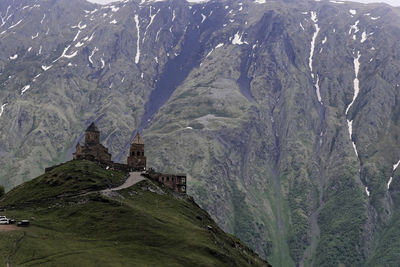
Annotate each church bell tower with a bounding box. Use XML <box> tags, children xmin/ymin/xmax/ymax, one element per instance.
<box><xmin>85</xmin><ymin>122</ymin><xmax>100</xmax><ymax>145</ymax></box>
<box><xmin>127</xmin><ymin>133</ymin><xmax>147</xmax><ymax>171</ymax></box>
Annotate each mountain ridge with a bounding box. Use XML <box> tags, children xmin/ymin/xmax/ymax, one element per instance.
<box><xmin>0</xmin><ymin>0</ymin><xmax>400</xmax><ymax>265</ymax></box>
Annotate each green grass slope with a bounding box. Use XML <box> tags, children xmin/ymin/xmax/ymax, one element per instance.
<box><xmin>0</xmin><ymin>160</ymin><xmax>269</xmax><ymax>267</ymax></box>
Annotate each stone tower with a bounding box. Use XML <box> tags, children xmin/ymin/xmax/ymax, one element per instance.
<box><xmin>85</xmin><ymin>122</ymin><xmax>100</xmax><ymax>145</ymax></box>
<box><xmin>72</xmin><ymin>122</ymin><xmax>112</xmax><ymax>162</ymax></box>
<box><xmin>127</xmin><ymin>133</ymin><xmax>146</xmax><ymax>171</ymax></box>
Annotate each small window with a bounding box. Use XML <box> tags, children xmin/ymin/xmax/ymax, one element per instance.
<box><xmin>172</xmin><ymin>177</ymin><xmax>175</xmax><ymax>182</ymax></box>
<box><xmin>181</xmin><ymin>178</ymin><xmax>186</xmax><ymax>183</ymax></box>
<box><xmin>167</xmin><ymin>177</ymin><xmax>169</xmax><ymax>181</ymax></box>
<box><xmin>142</xmin><ymin>152</ymin><xmax>144</xmax><ymax>156</ymax></box>
<box><xmin>182</xmin><ymin>186</ymin><xmax>186</xmax><ymax>192</ymax></box>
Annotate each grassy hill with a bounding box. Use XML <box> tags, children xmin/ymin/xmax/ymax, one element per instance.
<box><xmin>0</xmin><ymin>160</ymin><xmax>269</xmax><ymax>266</ymax></box>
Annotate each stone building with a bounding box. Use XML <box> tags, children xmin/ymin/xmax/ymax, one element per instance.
<box><xmin>148</xmin><ymin>172</ymin><xmax>187</xmax><ymax>194</ymax></box>
<box><xmin>70</xmin><ymin>124</ymin><xmax>186</xmax><ymax>194</ymax></box>
<box><xmin>127</xmin><ymin>133</ymin><xmax>147</xmax><ymax>171</ymax></box>
<box><xmin>73</xmin><ymin>122</ymin><xmax>112</xmax><ymax>162</ymax></box>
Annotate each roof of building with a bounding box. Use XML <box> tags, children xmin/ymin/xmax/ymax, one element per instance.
<box><xmin>86</xmin><ymin>122</ymin><xmax>99</xmax><ymax>132</ymax></box>
<box><xmin>132</xmin><ymin>132</ymin><xmax>144</xmax><ymax>145</ymax></box>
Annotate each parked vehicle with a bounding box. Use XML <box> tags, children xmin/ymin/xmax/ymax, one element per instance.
<box><xmin>17</xmin><ymin>220</ymin><xmax>30</xmax><ymax>227</ymax></box>
<box><xmin>0</xmin><ymin>218</ymin><xmax>9</xmax><ymax>224</ymax></box>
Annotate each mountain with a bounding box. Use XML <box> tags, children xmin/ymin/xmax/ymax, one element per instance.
<box><xmin>0</xmin><ymin>0</ymin><xmax>400</xmax><ymax>265</ymax></box>
<box><xmin>0</xmin><ymin>160</ymin><xmax>269</xmax><ymax>266</ymax></box>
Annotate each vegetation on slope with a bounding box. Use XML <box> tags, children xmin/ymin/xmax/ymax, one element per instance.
<box><xmin>0</xmin><ymin>160</ymin><xmax>269</xmax><ymax>266</ymax></box>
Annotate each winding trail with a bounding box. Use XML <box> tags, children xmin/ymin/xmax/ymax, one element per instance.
<box><xmin>102</xmin><ymin>172</ymin><xmax>145</xmax><ymax>193</ymax></box>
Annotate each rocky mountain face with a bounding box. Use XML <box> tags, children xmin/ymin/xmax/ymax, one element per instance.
<box><xmin>0</xmin><ymin>0</ymin><xmax>400</xmax><ymax>265</ymax></box>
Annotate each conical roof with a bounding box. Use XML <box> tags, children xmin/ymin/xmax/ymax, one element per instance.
<box><xmin>86</xmin><ymin>122</ymin><xmax>99</xmax><ymax>132</ymax></box>
<box><xmin>132</xmin><ymin>132</ymin><xmax>144</xmax><ymax>145</ymax></box>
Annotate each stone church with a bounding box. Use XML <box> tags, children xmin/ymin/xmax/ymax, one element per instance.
<box><xmin>73</xmin><ymin>122</ymin><xmax>112</xmax><ymax>162</ymax></box>
<box><xmin>72</xmin><ymin>122</ymin><xmax>186</xmax><ymax>193</ymax></box>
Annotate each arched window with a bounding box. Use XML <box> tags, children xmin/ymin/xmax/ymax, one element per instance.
<box><xmin>137</xmin><ymin>151</ymin><xmax>140</xmax><ymax>156</ymax></box>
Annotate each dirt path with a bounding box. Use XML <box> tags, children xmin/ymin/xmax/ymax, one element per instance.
<box><xmin>102</xmin><ymin>172</ymin><xmax>145</xmax><ymax>193</ymax></box>
<box><xmin>0</xmin><ymin>225</ymin><xmax>20</xmax><ymax>232</ymax></box>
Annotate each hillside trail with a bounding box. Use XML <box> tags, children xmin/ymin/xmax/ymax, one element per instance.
<box><xmin>102</xmin><ymin>172</ymin><xmax>145</xmax><ymax>193</ymax></box>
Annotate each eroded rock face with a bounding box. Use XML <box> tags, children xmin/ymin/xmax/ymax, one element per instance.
<box><xmin>0</xmin><ymin>0</ymin><xmax>400</xmax><ymax>265</ymax></box>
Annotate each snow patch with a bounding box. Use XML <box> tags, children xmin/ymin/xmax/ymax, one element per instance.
<box><xmin>88</xmin><ymin>47</ymin><xmax>99</xmax><ymax>64</ymax></box>
<box><xmin>41</xmin><ymin>65</ymin><xmax>52</xmax><ymax>71</ymax></box>
<box><xmin>345</xmin><ymin>51</ymin><xmax>361</xmax><ymax>159</ymax></box>
<box><xmin>315</xmin><ymin>74</ymin><xmax>322</xmax><ymax>103</ymax></box>
<box><xmin>308</xmin><ymin>11</ymin><xmax>320</xmax><ymax>76</ymax></box>
<box><xmin>330</xmin><ymin>0</ymin><xmax>344</xmax><ymax>3</ymax></box>
<box><xmin>232</xmin><ymin>32</ymin><xmax>247</xmax><ymax>45</ymax></box>
<box><xmin>40</xmin><ymin>13</ymin><xmax>46</xmax><ymax>24</ymax></box>
<box><xmin>143</xmin><ymin>8</ymin><xmax>160</xmax><ymax>43</ymax></box>
<box><xmin>309</xmin><ymin>11</ymin><xmax>322</xmax><ymax>105</ymax></box>
<box><xmin>71</xmin><ymin>21</ymin><xmax>87</xmax><ymax>30</ymax></box>
<box><xmin>322</xmin><ymin>36</ymin><xmax>327</xmax><ymax>44</ymax></box>
<box><xmin>111</xmin><ymin>6</ymin><xmax>120</xmax><ymax>12</ymax></box>
<box><xmin>172</xmin><ymin>10</ymin><xmax>176</xmax><ymax>22</ymax></box>
<box><xmin>31</xmin><ymin>32</ymin><xmax>39</xmax><ymax>39</ymax></box>
<box><xmin>9</xmin><ymin>54</ymin><xmax>18</xmax><ymax>60</ymax></box>
<box><xmin>349</xmin><ymin>9</ymin><xmax>357</xmax><ymax>15</ymax></box>
<box><xmin>0</xmin><ymin>103</ymin><xmax>7</xmax><ymax>118</ymax></box>
<box><xmin>215</xmin><ymin>43</ymin><xmax>224</xmax><ymax>49</ymax></box>
<box><xmin>365</xmin><ymin>187</ymin><xmax>370</xmax><ymax>196</ymax></box>
<box><xmin>361</xmin><ymin>31</ymin><xmax>367</xmax><ymax>43</ymax></box>
<box><xmin>345</xmin><ymin>51</ymin><xmax>361</xmax><ymax>115</ymax></box>
<box><xmin>387</xmin><ymin>160</ymin><xmax>400</xmax><ymax>189</ymax></box>
<box><xmin>110</xmin><ymin>19</ymin><xmax>117</xmax><ymax>24</ymax></box>
<box><xmin>254</xmin><ymin>0</ymin><xmax>266</xmax><ymax>3</ymax></box>
<box><xmin>20</xmin><ymin>85</ymin><xmax>31</xmax><ymax>95</ymax></box>
<box><xmin>201</xmin><ymin>13</ymin><xmax>206</xmax><ymax>23</ymax></box>
<box><xmin>73</xmin><ymin>30</ymin><xmax>81</xmax><ymax>42</ymax></box>
<box><xmin>9</xmin><ymin>19</ymin><xmax>22</xmax><ymax>29</ymax></box>
<box><xmin>57</xmin><ymin>45</ymin><xmax>78</xmax><ymax>60</ymax></box>
<box><xmin>349</xmin><ymin>20</ymin><xmax>360</xmax><ymax>35</ymax></box>
<box><xmin>134</xmin><ymin>15</ymin><xmax>141</xmax><ymax>64</ymax></box>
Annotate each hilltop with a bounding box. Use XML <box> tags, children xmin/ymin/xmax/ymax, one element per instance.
<box><xmin>0</xmin><ymin>160</ymin><xmax>269</xmax><ymax>266</ymax></box>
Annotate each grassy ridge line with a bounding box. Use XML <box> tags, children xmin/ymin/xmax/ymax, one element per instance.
<box><xmin>0</xmin><ymin>160</ymin><xmax>269</xmax><ymax>266</ymax></box>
